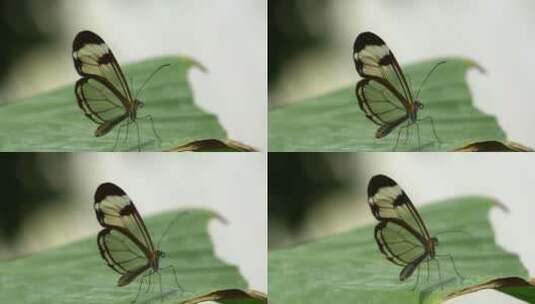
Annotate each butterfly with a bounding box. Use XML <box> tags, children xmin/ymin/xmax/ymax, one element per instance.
<box><xmin>73</xmin><ymin>30</ymin><xmax>166</xmax><ymax>151</ymax></box>
<box><xmin>94</xmin><ymin>182</ymin><xmax>182</xmax><ymax>302</ymax></box>
<box><xmin>367</xmin><ymin>174</ymin><xmax>463</xmax><ymax>285</ymax></box>
<box><xmin>353</xmin><ymin>32</ymin><xmax>443</xmax><ymax>150</ymax></box>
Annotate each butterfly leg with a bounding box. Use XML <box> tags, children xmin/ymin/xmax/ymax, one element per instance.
<box><xmin>112</xmin><ymin>120</ymin><xmax>134</xmax><ymax>151</ymax></box>
<box><xmin>416</xmin><ymin>122</ymin><xmax>421</xmax><ymax>151</ymax></box>
<box><xmin>111</xmin><ymin>120</ymin><xmax>134</xmax><ymax>151</ymax></box>
<box><xmin>135</xmin><ymin>120</ymin><xmax>141</xmax><ymax>152</ymax></box>
<box><xmin>437</xmin><ymin>254</ymin><xmax>464</xmax><ymax>282</ymax></box>
<box><xmin>147</xmin><ymin>270</ymin><xmax>154</xmax><ymax>293</ymax></box>
<box><xmin>124</xmin><ymin>119</ymin><xmax>131</xmax><ymax>145</ymax></box>
<box><xmin>393</xmin><ymin>122</ymin><xmax>411</xmax><ymax>151</ymax></box>
<box><xmin>112</xmin><ymin>123</ymin><xmax>124</xmax><ymax>151</ymax></box>
<box><xmin>132</xmin><ymin>276</ymin><xmax>146</xmax><ymax>304</ymax></box>
<box><xmin>119</xmin><ymin>119</ymin><xmax>141</xmax><ymax>151</ymax></box>
<box><xmin>419</xmin><ymin>116</ymin><xmax>442</xmax><ymax>146</ymax></box>
<box><xmin>404</xmin><ymin>122</ymin><xmax>410</xmax><ymax>146</ymax></box>
<box><xmin>428</xmin><ymin>116</ymin><xmax>441</xmax><ymax>145</ymax></box>
<box><xmin>424</xmin><ymin>258</ymin><xmax>431</xmax><ymax>284</ymax></box>
<box><xmin>156</xmin><ymin>271</ymin><xmax>164</xmax><ymax>303</ymax></box>
<box><xmin>435</xmin><ymin>258</ymin><xmax>444</xmax><ymax>290</ymax></box>
<box><xmin>160</xmin><ymin>265</ymin><xmax>184</xmax><ymax>293</ymax></box>
<box><xmin>147</xmin><ymin>115</ymin><xmax>162</xmax><ymax>148</ymax></box>
<box><xmin>393</xmin><ymin>126</ymin><xmax>403</xmax><ymax>151</ymax></box>
<box><xmin>411</xmin><ymin>265</ymin><xmax>421</xmax><ymax>291</ymax></box>
<box><xmin>139</xmin><ymin>114</ymin><xmax>162</xmax><ymax>149</ymax></box>
<box><xmin>394</xmin><ymin>122</ymin><xmax>410</xmax><ymax>151</ymax></box>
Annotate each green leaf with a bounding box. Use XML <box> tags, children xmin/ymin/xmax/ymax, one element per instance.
<box><xmin>268</xmin><ymin>197</ymin><xmax>535</xmax><ymax>303</ymax></box>
<box><xmin>0</xmin><ymin>209</ymin><xmax>247</xmax><ymax>303</ymax></box>
<box><xmin>0</xmin><ymin>56</ymin><xmax>227</xmax><ymax>151</ymax></box>
<box><xmin>269</xmin><ymin>58</ymin><xmax>508</xmax><ymax>151</ymax></box>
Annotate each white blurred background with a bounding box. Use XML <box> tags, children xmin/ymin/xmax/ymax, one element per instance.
<box><xmin>269</xmin><ymin>153</ymin><xmax>535</xmax><ymax>304</ymax></box>
<box><xmin>1</xmin><ymin>0</ymin><xmax>266</xmax><ymax>150</ymax></box>
<box><xmin>269</xmin><ymin>0</ymin><xmax>535</xmax><ymax>148</ymax></box>
<box><xmin>0</xmin><ymin>153</ymin><xmax>267</xmax><ymax>293</ymax></box>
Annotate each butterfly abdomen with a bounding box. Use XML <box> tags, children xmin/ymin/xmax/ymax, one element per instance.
<box><xmin>95</xmin><ymin>113</ymin><xmax>129</xmax><ymax>137</ymax></box>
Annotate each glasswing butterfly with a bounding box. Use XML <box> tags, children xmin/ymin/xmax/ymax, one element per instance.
<box><xmin>367</xmin><ymin>174</ymin><xmax>463</xmax><ymax>287</ymax></box>
<box><xmin>94</xmin><ymin>182</ymin><xmax>183</xmax><ymax>302</ymax></box>
<box><xmin>353</xmin><ymin>32</ymin><xmax>444</xmax><ymax>151</ymax></box>
<box><xmin>73</xmin><ymin>30</ymin><xmax>166</xmax><ymax>151</ymax></box>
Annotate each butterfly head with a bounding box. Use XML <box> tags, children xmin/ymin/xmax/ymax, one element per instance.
<box><xmin>416</xmin><ymin>101</ymin><xmax>424</xmax><ymax>110</ymax></box>
<box><xmin>135</xmin><ymin>99</ymin><xmax>145</xmax><ymax>109</ymax></box>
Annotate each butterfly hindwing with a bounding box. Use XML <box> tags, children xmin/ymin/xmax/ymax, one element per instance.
<box><xmin>375</xmin><ymin>219</ymin><xmax>427</xmax><ymax>280</ymax></box>
<box><xmin>97</xmin><ymin>228</ymin><xmax>151</xmax><ymax>286</ymax></box>
<box><xmin>356</xmin><ymin>78</ymin><xmax>408</xmax><ymax>138</ymax></box>
<box><xmin>75</xmin><ymin>77</ymin><xmax>129</xmax><ymax>136</ymax></box>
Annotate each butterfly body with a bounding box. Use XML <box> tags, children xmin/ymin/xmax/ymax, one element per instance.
<box><xmin>368</xmin><ymin>174</ymin><xmax>438</xmax><ymax>281</ymax></box>
<box><xmin>72</xmin><ymin>30</ymin><xmax>162</xmax><ymax>149</ymax></box>
<box><xmin>94</xmin><ymin>183</ymin><xmax>161</xmax><ymax>285</ymax></box>
<box><xmin>353</xmin><ymin>32</ymin><xmax>441</xmax><ymax>147</ymax></box>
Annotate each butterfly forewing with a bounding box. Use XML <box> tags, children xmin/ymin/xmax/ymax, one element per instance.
<box><xmin>368</xmin><ymin>174</ymin><xmax>430</xmax><ymax>239</ymax></box>
<box><xmin>354</xmin><ymin>32</ymin><xmax>413</xmax><ymax>105</ymax></box>
<box><xmin>95</xmin><ymin>183</ymin><xmax>156</xmax><ymax>253</ymax></box>
<box><xmin>73</xmin><ymin>31</ymin><xmax>133</xmax><ymax>102</ymax></box>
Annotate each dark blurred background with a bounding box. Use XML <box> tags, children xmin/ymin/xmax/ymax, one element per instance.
<box><xmin>268</xmin><ymin>0</ymin><xmax>329</xmax><ymax>89</ymax></box>
<box><xmin>268</xmin><ymin>153</ymin><xmax>364</xmax><ymax>248</ymax></box>
<box><xmin>0</xmin><ymin>0</ymin><xmax>61</xmax><ymax>100</ymax></box>
<box><xmin>0</xmin><ymin>153</ymin><xmax>69</xmax><ymax>258</ymax></box>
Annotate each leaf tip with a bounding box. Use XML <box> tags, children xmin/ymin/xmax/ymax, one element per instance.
<box><xmin>464</xmin><ymin>58</ymin><xmax>486</xmax><ymax>74</ymax></box>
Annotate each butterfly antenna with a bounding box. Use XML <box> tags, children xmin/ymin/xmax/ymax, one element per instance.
<box><xmin>157</xmin><ymin>210</ymin><xmax>188</xmax><ymax>249</ymax></box>
<box><xmin>415</xmin><ymin>61</ymin><xmax>446</xmax><ymax>99</ymax></box>
<box><xmin>435</xmin><ymin>229</ymin><xmax>472</xmax><ymax>239</ymax></box>
<box><xmin>135</xmin><ymin>64</ymin><xmax>171</xmax><ymax>99</ymax></box>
